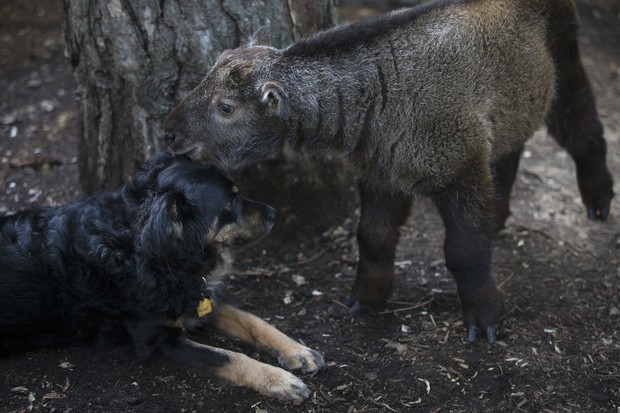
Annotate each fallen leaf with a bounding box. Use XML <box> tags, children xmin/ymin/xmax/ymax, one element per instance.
<box><xmin>11</xmin><ymin>386</ymin><xmax>29</xmax><ymax>394</ymax></box>
<box><xmin>42</xmin><ymin>392</ymin><xmax>65</xmax><ymax>401</ymax></box>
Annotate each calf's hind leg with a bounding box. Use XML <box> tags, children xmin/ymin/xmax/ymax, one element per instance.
<box><xmin>349</xmin><ymin>184</ymin><xmax>412</xmax><ymax>312</ymax></box>
<box><xmin>545</xmin><ymin>28</ymin><xmax>613</xmax><ymax>220</ymax></box>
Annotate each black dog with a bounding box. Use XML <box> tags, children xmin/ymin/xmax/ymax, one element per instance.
<box><xmin>0</xmin><ymin>152</ymin><xmax>324</xmax><ymax>404</ymax></box>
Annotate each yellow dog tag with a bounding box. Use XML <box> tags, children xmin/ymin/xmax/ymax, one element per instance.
<box><xmin>197</xmin><ymin>298</ymin><xmax>213</xmax><ymax>317</ymax></box>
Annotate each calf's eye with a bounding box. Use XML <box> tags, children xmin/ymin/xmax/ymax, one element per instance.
<box><xmin>218</xmin><ymin>102</ymin><xmax>234</xmax><ymax>115</ymax></box>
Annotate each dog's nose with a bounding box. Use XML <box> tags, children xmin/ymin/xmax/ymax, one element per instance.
<box><xmin>265</xmin><ymin>206</ymin><xmax>277</xmax><ymax>223</ymax></box>
<box><xmin>164</xmin><ymin>132</ymin><xmax>176</xmax><ymax>147</ymax></box>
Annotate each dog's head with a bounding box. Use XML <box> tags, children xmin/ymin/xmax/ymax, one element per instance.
<box><xmin>132</xmin><ymin>153</ymin><xmax>276</xmax><ymax>270</ymax></box>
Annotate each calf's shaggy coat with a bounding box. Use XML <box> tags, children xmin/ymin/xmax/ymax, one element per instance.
<box><xmin>164</xmin><ymin>0</ymin><xmax>614</xmax><ymax>342</ymax></box>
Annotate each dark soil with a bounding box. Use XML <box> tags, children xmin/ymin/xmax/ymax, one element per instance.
<box><xmin>1</xmin><ymin>1</ymin><xmax>619</xmax><ymax>412</ymax></box>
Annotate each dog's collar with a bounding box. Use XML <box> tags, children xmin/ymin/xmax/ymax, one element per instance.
<box><xmin>197</xmin><ymin>297</ymin><xmax>213</xmax><ymax>317</ymax></box>
<box><xmin>197</xmin><ymin>276</ymin><xmax>213</xmax><ymax>317</ymax></box>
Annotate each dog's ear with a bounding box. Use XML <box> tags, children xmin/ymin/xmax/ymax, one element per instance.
<box><xmin>133</xmin><ymin>152</ymin><xmax>176</xmax><ymax>193</ymax></box>
<box><xmin>162</xmin><ymin>191</ymin><xmax>193</xmax><ymax>239</ymax></box>
<box><xmin>260</xmin><ymin>81</ymin><xmax>290</xmax><ymax>119</ymax></box>
<box><xmin>138</xmin><ymin>191</ymin><xmax>191</xmax><ymax>257</ymax></box>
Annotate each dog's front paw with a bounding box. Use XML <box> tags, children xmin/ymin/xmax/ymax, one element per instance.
<box><xmin>278</xmin><ymin>346</ymin><xmax>325</xmax><ymax>374</ymax></box>
<box><xmin>217</xmin><ymin>351</ymin><xmax>312</xmax><ymax>404</ymax></box>
<box><xmin>264</xmin><ymin>368</ymin><xmax>311</xmax><ymax>405</ymax></box>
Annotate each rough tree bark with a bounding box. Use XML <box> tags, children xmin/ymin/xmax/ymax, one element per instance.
<box><xmin>60</xmin><ymin>0</ymin><xmax>337</xmax><ymax>191</ymax></box>
<box><xmin>61</xmin><ymin>0</ymin><xmax>356</xmax><ymax>240</ymax></box>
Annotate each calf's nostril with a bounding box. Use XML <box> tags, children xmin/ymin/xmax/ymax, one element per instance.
<box><xmin>164</xmin><ymin>132</ymin><xmax>176</xmax><ymax>146</ymax></box>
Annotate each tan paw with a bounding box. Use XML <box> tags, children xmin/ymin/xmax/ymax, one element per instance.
<box><xmin>219</xmin><ymin>351</ymin><xmax>313</xmax><ymax>404</ymax></box>
<box><xmin>262</xmin><ymin>368</ymin><xmax>311</xmax><ymax>405</ymax></box>
<box><xmin>278</xmin><ymin>346</ymin><xmax>325</xmax><ymax>374</ymax></box>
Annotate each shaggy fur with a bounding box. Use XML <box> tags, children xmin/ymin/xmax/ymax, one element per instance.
<box><xmin>0</xmin><ymin>152</ymin><xmax>324</xmax><ymax>403</ymax></box>
<box><xmin>163</xmin><ymin>0</ymin><xmax>614</xmax><ymax>343</ymax></box>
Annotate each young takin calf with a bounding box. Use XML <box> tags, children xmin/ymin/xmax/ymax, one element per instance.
<box><xmin>163</xmin><ymin>0</ymin><xmax>614</xmax><ymax>343</ymax></box>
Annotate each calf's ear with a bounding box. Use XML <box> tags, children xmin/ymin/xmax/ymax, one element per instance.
<box><xmin>248</xmin><ymin>26</ymin><xmax>271</xmax><ymax>46</ymax></box>
<box><xmin>260</xmin><ymin>81</ymin><xmax>291</xmax><ymax>119</ymax></box>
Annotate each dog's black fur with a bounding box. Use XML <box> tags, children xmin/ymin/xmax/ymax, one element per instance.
<box><xmin>0</xmin><ymin>152</ymin><xmax>323</xmax><ymax>403</ymax></box>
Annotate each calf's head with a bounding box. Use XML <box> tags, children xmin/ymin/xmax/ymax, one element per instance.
<box><xmin>164</xmin><ymin>46</ymin><xmax>292</xmax><ymax>170</ymax></box>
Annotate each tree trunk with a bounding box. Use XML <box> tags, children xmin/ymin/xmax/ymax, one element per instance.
<box><xmin>61</xmin><ymin>0</ymin><xmax>356</xmax><ymax>241</ymax></box>
<box><xmin>61</xmin><ymin>0</ymin><xmax>338</xmax><ymax>193</ymax></box>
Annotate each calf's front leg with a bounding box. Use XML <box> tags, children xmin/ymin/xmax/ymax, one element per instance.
<box><xmin>349</xmin><ymin>184</ymin><xmax>412</xmax><ymax>312</ymax></box>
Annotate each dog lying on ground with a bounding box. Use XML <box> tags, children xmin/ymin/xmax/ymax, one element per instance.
<box><xmin>0</xmin><ymin>152</ymin><xmax>324</xmax><ymax>404</ymax></box>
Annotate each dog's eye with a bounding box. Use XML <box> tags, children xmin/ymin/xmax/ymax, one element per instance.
<box><xmin>218</xmin><ymin>102</ymin><xmax>234</xmax><ymax>116</ymax></box>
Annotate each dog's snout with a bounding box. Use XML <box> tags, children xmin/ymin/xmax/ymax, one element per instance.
<box><xmin>265</xmin><ymin>206</ymin><xmax>277</xmax><ymax>223</ymax></box>
<box><xmin>164</xmin><ymin>132</ymin><xmax>176</xmax><ymax>147</ymax></box>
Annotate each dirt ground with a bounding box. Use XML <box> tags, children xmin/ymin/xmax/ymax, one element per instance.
<box><xmin>1</xmin><ymin>1</ymin><xmax>619</xmax><ymax>412</ymax></box>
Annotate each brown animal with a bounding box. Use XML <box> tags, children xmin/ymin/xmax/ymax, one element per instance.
<box><xmin>163</xmin><ymin>0</ymin><xmax>614</xmax><ymax>343</ymax></box>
